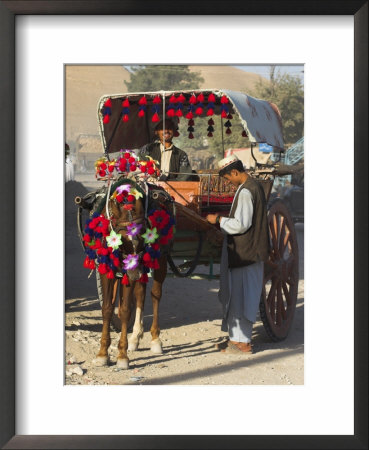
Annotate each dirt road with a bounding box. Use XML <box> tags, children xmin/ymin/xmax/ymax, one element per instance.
<box><xmin>65</xmin><ymin>177</ymin><xmax>304</xmax><ymax>386</ymax></box>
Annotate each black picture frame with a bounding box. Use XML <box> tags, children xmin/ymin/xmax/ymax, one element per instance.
<box><xmin>0</xmin><ymin>1</ymin><xmax>367</xmax><ymax>449</ymax></box>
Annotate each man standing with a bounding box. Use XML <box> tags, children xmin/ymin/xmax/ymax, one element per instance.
<box><xmin>139</xmin><ymin>119</ymin><xmax>192</xmax><ymax>181</ymax></box>
<box><xmin>206</xmin><ymin>155</ymin><xmax>269</xmax><ymax>353</ymax></box>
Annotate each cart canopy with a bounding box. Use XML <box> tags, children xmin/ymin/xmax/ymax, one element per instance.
<box><xmin>97</xmin><ymin>89</ymin><xmax>284</xmax><ymax>154</ymax></box>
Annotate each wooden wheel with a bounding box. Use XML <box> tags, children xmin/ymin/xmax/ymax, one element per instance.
<box><xmin>260</xmin><ymin>199</ymin><xmax>299</xmax><ymax>341</ymax></box>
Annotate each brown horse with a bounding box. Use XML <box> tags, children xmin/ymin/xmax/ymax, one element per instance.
<box><xmin>90</xmin><ymin>180</ymin><xmax>173</xmax><ymax>370</ymax></box>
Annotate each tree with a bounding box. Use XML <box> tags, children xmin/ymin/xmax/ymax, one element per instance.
<box><xmin>124</xmin><ymin>65</ymin><xmax>204</xmax><ymax>92</ymax></box>
<box><xmin>251</xmin><ymin>68</ymin><xmax>304</xmax><ymax>146</ymax></box>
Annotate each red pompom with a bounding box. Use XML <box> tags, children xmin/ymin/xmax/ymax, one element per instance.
<box><xmin>147</xmin><ymin>167</ymin><xmax>155</xmax><ymax>175</ymax></box>
<box><xmin>116</xmin><ymin>194</ymin><xmax>124</xmax><ymax>203</ymax></box>
<box><xmin>121</xmin><ymin>274</ymin><xmax>130</xmax><ymax>285</ymax></box>
<box><xmin>153</xmin><ymin>95</ymin><xmax>161</xmax><ymax>104</ymax></box>
<box><xmin>107</xmin><ymin>270</ymin><xmax>114</xmax><ymax>279</ymax></box>
<box><xmin>151</xmin><ymin>243</ymin><xmax>160</xmax><ymax>251</ymax></box>
<box><xmin>103</xmin><ymin>115</ymin><xmax>110</xmax><ymax>124</ymax></box>
<box><xmin>220</xmin><ymin>95</ymin><xmax>229</xmax><ymax>104</ymax></box>
<box><xmin>208</xmin><ymin>118</ymin><xmax>214</xmax><ymax>125</ymax></box>
<box><xmin>143</xmin><ymin>252</ymin><xmax>151</xmax><ymax>263</ymax></box>
<box><xmin>129</xmin><ymin>164</ymin><xmax>136</xmax><ymax>172</ymax></box>
<box><xmin>128</xmin><ymin>157</ymin><xmax>136</xmax><ymax>164</ymax></box>
<box><xmin>83</xmin><ymin>256</ymin><xmax>91</xmax><ymax>268</ymax></box>
<box><xmin>189</xmin><ymin>94</ymin><xmax>197</xmax><ymax>104</ymax></box>
<box><xmin>167</xmin><ymin>109</ymin><xmax>175</xmax><ymax>117</ymax></box>
<box><xmin>152</xmin><ymin>112</ymin><xmax>160</xmax><ymax>122</ymax></box>
<box><xmin>206</xmin><ymin>108</ymin><xmax>214</xmax><ymax>116</ymax></box>
<box><xmin>185</xmin><ymin>112</ymin><xmax>194</xmax><ymax>119</ymax></box>
<box><xmin>221</xmin><ymin>110</ymin><xmax>228</xmax><ymax>118</ymax></box>
<box><xmin>108</xmin><ymin>165</ymin><xmax>114</xmax><ymax>173</ymax></box>
<box><xmin>99</xmin><ymin>170</ymin><xmax>106</xmax><ymax>177</ymax></box>
<box><xmin>104</xmin><ymin>98</ymin><xmax>112</xmax><ymax>107</ymax></box>
<box><xmin>188</xmin><ymin>132</ymin><xmax>194</xmax><ymax>139</ymax></box>
<box><xmin>175</xmin><ymin>109</ymin><xmax>183</xmax><ymax>117</ymax></box>
<box><xmin>208</xmin><ymin>93</ymin><xmax>216</xmax><ymax>102</ymax></box>
<box><xmin>178</xmin><ymin>94</ymin><xmax>186</xmax><ymax>102</ymax></box>
<box><xmin>98</xmin><ymin>263</ymin><xmax>108</xmax><ymax>274</ymax></box>
<box><xmin>122</xmin><ymin>98</ymin><xmax>130</xmax><ymax>107</ymax></box>
<box><xmin>153</xmin><ymin>259</ymin><xmax>160</xmax><ymax>269</ymax></box>
<box><xmin>169</xmin><ymin>94</ymin><xmax>177</xmax><ymax>103</ymax></box>
<box><xmin>88</xmin><ymin>260</ymin><xmax>95</xmax><ymax>270</ymax></box>
<box><xmin>197</xmin><ymin>93</ymin><xmax>204</xmax><ymax>102</ymax></box>
<box><xmin>138</xmin><ymin>109</ymin><xmax>145</xmax><ymax>118</ymax></box>
<box><xmin>83</xmin><ymin>234</ymin><xmax>91</xmax><ymax>243</ymax></box>
<box><xmin>138</xmin><ymin>96</ymin><xmax>147</xmax><ymax>105</ymax></box>
<box><xmin>195</xmin><ymin>107</ymin><xmax>203</xmax><ymax>115</ymax></box>
<box><xmin>122</xmin><ymin>114</ymin><xmax>129</xmax><ymax>122</ymax></box>
<box><xmin>127</xmin><ymin>194</ymin><xmax>135</xmax><ymax>202</ymax></box>
<box><xmin>226</xmin><ymin>128</ymin><xmax>232</xmax><ymax>134</ymax></box>
<box><xmin>100</xmin><ymin>163</ymin><xmax>107</xmax><ymax>170</ymax></box>
<box><xmin>124</xmin><ymin>152</ymin><xmax>131</xmax><ymax>159</ymax></box>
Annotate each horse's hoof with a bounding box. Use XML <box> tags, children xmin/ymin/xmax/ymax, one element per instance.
<box><xmin>150</xmin><ymin>339</ymin><xmax>163</xmax><ymax>354</ymax></box>
<box><xmin>92</xmin><ymin>356</ymin><xmax>109</xmax><ymax>367</ymax></box>
<box><xmin>116</xmin><ymin>358</ymin><xmax>129</xmax><ymax>370</ymax></box>
<box><xmin>128</xmin><ymin>340</ymin><xmax>139</xmax><ymax>352</ymax></box>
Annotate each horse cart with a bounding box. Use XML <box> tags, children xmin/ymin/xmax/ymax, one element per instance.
<box><xmin>75</xmin><ymin>89</ymin><xmax>301</xmax><ymax>346</ymax></box>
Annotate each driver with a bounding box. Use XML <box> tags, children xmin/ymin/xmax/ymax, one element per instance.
<box><xmin>138</xmin><ymin>119</ymin><xmax>192</xmax><ymax>181</ymax></box>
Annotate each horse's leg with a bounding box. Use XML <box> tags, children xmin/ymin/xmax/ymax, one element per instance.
<box><xmin>128</xmin><ymin>281</ymin><xmax>146</xmax><ymax>351</ymax></box>
<box><xmin>150</xmin><ymin>255</ymin><xmax>167</xmax><ymax>354</ymax></box>
<box><xmin>116</xmin><ymin>283</ymin><xmax>134</xmax><ymax>369</ymax></box>
<box><xmin>94</xmin><ymin>276</ymin><xmax>116</xmax><ymax>366</ymax></box>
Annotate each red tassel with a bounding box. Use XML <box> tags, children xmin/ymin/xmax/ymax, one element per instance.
<box><xmin>83</xmin><ymin>256</ymin><xmax>90</xmax><ymax>268</ymax></box>
<box><xmin>197</xmin><ymin>93</ymin><xmax>204</xmax><ymax>102</ymax></box>
<box><xmin>152</xmin><ymin>112</ymin><xmax>160</xmax><ymax>122</ymax></box>
<box><xmin>122</xmin><ymin>98</ymin><xmax>130</xmax><ymax>107</ymax></box>
<box><xmin>99</xmin><ymin>170</ymin><xmax>106</xmax><ymax>177</ymax></box>
<box><xmin>189</xmin><ymin>94</ymin><xmax>197</xmax><ymax>104</ymax></box>
<box><xmin>121</xmin><ymin>274</ymin><xmax>130</xmax><ymax>285</ymax></box>
<box><xmin>138</xmin><ymin>96</ymin><xmax>147</xmax><ymax>105</ymax></box>
<box><xmin>167</xmin><ymin>109</ymin><xmax>175</xmax><ymax>117</ymax></box>
<box><xmin>153</xmin><ymin>259</ymin><xmax>160</xmax><ymax>269</ymax></box>
<box><xmin>175</xmin><ymin>109</ymin><xmax>183</xmax><ymax>117</ymax></box>
<box><xmin>88</xmin><ymin>260</ymin><xmax>95</xmax><ymax>270</ymax></box>
<box><xmin>138</xmin><ymin>110</ymin><xmax>145</xmax><ymax>118</ymax></box>
<box><xmin>98</xmin><ymin>263</ymin><xmax>107</xmax><ymax>274</ymax></box>
<box><xmin>220</xmin><ymin>95</ymin><xmax>229</xmax><ymax>104</ymax></box>
<box><xmin>124</xmin><ymin>152</ymin><xmax>131</xmax><ymax>159</ymax></box>
<box><xmin>103</xmin><ymin>115</ymin><xmax>110</xmax><ymax>124</ymax></box>
<box><xmin>208</xmin><ymin>93</ymin><xmax>216</xmax><ymax>102</ymax></box>
<box><xmin>130</xmin><ymin>164</ymin><xmax>136</xmax><ymax>172</ymax></box>
<box><xmin>206</xmin><ymin>108</ymin><xmax>214</xmax><ymax>116</ymax></box>
<box><xmin>208</xmin><ymin>118</ymin><xmax>214</xmax><ymax>125</ymax></box>
<box><xmin>242</xmin><ymin>130</ymin><xmax>248</xmax><ymax>137</ymax></box>
<box><xmin>139</xmin><ymin>273</ymin><xmax>149</xmax><ymax>284</ymax></box>
<box><xmin>122</xmin><ymin>114</ymin><xmax>129</xmax><ymax>122</ymax></box>
<box><xmin>188</xmin><ymin>132</ymin><xmax>194</xmax><ymax>139</ymax></box>
<box><xmin>148</xmin><ymin>167</ymin><xmax>155</xmax><ymax>175</ymax></box>
<box><xmin>143</xmin><ymin>252</ymin><xmax>151</xmax><ymax>263</ymax></box>
<box><xmin>169</xmin><ymin>94</ymin><xmax>177</xmax><ymax>103</ymax></box>
<box><xmin>153</xmin><ymin>95</ymin><xmax>161</xmax><ymax>104</ymax></box>
<box><xmin>221</xmin><ymin>110</ymin><xmax>228</xmax><ymax>118</ymax></box>
<box><xmin>226</xmin><ymin>128</ymin><xmax>232</xmax><ymax>134</ymax></box>
<box><xmin>107</xmin><ymin>270</ymin><xmax>114</xmax><ymax>279</ymax></box>
<box><xmin>178</xmin><ymin>94</ymin><xmax>186</xmax><ymax>102</ymax></box>
<box><xmin>108</xmin><ymin>165</ymin><xmax>115</xmax><ymax>173</ymax></box>
<box><xmin>195</xmin><ymin>107</ymin><xmax>203</xmax><ymax>115</ymax></box>
<box><xmin>104</xmin><ymin>98</ymin><xmax>112</xmax><ymax>107</ymax></box>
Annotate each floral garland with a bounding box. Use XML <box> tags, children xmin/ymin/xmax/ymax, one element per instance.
<box><xmin>84</xmin><ymin>153</ymin><xmax>175</xmax><ymax>285</ymax></box>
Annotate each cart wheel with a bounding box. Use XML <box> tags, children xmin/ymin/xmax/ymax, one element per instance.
<box><xmin>96</xmin><ymin>272</ymin><xmax>135</xmax><ymax>332</ymax></box>
<box><xmin>260</xmin><ymin>199</ymin><xmax>299</xmax><ymax>341</ymax></box>
<box><xmin>167</xmin><ymin>231</ymin><xmax>203</xmax><ymax>277</ymax></box>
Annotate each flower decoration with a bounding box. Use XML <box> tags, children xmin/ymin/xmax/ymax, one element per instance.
<box><xmin>195</xmin><ymin>93</ymin><xmax>204</xmax><ymax>115</ymax></box>
<box><xmin>102</xmin><ymin>98</ymin><xmax>112</xmax><ymax>124</ymax></box>
<box><xmin>167</xmin><ymin>94</ymin><xmax>177</xmax><ymax>118</ymax></box>
<box><xmin>207</xmin><ymin>93</ymin><xmax>215</xmax><ymax>116</ymax></box>
<box><xmin>148</xmin><ymin>209</ymin><xmax>170</xmax><ymax>230</ymax></box>
<box><xmin>152</xmin><ymin>95</ymin><xmax>162</xmax><ymax>122</ymax></box>
<box><xmin>220</xmin><ymin>94</ymin><xmax>229</xmax><ymax>118</ymax></box>
<box><xmin>127</xmin><ymin>222</ymin><xmax>143</xmax><ymax>238</ymax></box>
<box><xmin>123</xmin><ymin>254</ymin><xmax>140</xmax><ymax>271</ymax></box>
<box><xmin>175</xmin><ymin>93</ymin><xmax>185</xmax><ymax>117</ymax></box>
<box><xmin>106</xmin><ymin>230</ymin><xmax>123</xmax><ymax>250</ymax></box>
<box><xmin>142</xmin><ymin>227</ymin><xmax>159</xmax><ymax>244</ymax></box>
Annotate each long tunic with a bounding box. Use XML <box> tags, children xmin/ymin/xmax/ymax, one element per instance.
<box><xmin>218</xmin><ymin>185</ymin><xmax>264</xmax><ymax>328</ymax></box>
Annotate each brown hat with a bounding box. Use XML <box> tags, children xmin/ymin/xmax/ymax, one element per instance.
<box><xmin>154</xmin><ymin>119</ymin><xmax>177</xmax><ymax>131</ymax></box>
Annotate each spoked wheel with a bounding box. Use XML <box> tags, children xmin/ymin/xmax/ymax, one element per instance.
<box><xmin>167</xmin><ymin>231</ymin><xmax>203</xmax><ymax>277</ymax></box>
<box><xmin>260</xmin><ymin>199</ymin><xmax>299</xmax><ymax>341</ymax></box>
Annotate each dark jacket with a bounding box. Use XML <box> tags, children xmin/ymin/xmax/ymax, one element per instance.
<box><xmin>227</xmin><ymin>176</ymin><xmax>270</xmax><ymax>268</ymax></box>
<box><xmin>139</xmin><ymin>142</ymin><xmax>192</xmax><ymax>181</ymax></box>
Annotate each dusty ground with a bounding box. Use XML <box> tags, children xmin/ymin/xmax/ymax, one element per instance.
<box><xmin>65</xmin><ymin>176</ymin><xmax>304</xmax><ymax>386</ymax></box>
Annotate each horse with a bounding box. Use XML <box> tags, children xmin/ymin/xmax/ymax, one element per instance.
<box><xmin>82</xmin><ymin>176</ymin><xmax>175</xmax><ymax>370</ymax></box>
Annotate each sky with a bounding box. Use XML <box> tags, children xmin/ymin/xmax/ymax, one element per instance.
<box><xmin>234</xmin><ymin>64</ymin><xmax>304</xmax><ymax>80</ymax></box>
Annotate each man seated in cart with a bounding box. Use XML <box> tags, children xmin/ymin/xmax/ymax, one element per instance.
<box><xmin>206</xmin><ymin>154</ymin><xmax>270</xmax><ymax>354</ymax></box>
<box><xmin>138</xmin><ymin>119</ymin><xmax>193</xmax><ymax>181</ymax></box>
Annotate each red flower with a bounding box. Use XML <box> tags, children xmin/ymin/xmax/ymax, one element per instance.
<box><xmin>83</xmin><ymin>234</ymin><xmax>91</xmax><ymax>243</ymax></box>
<box><xmin>127</xmin><ymin>194</ymin><xmax>135</xmax><ymax>203</ymax></box>
<box><xmin>116</xmin><ymin>194</ymin><xmax>124</xmax><ymax>203</ymax></box>
<box><xmin>149</xmin><ymin>210</ymin><xmax>170</xmax><ymax>230</ymax></box>
<box><xmin>128</xmin><ymin>157</ymin><xmax>136</xmax><ymax>164</ymax></box>
<box><xmin>124</xmin><ymin>152</ymin><xmax>131</xmax><ymax>159</ymax></box>
<box><xmin>148</xmin><ymin>167</ymin><xmax>155</xmax><ymax>175</ymax></box>
<box><xmin>130</xmin><ymin>164</ymin><xmax>137</xmax><ymax>172</ymax></box>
